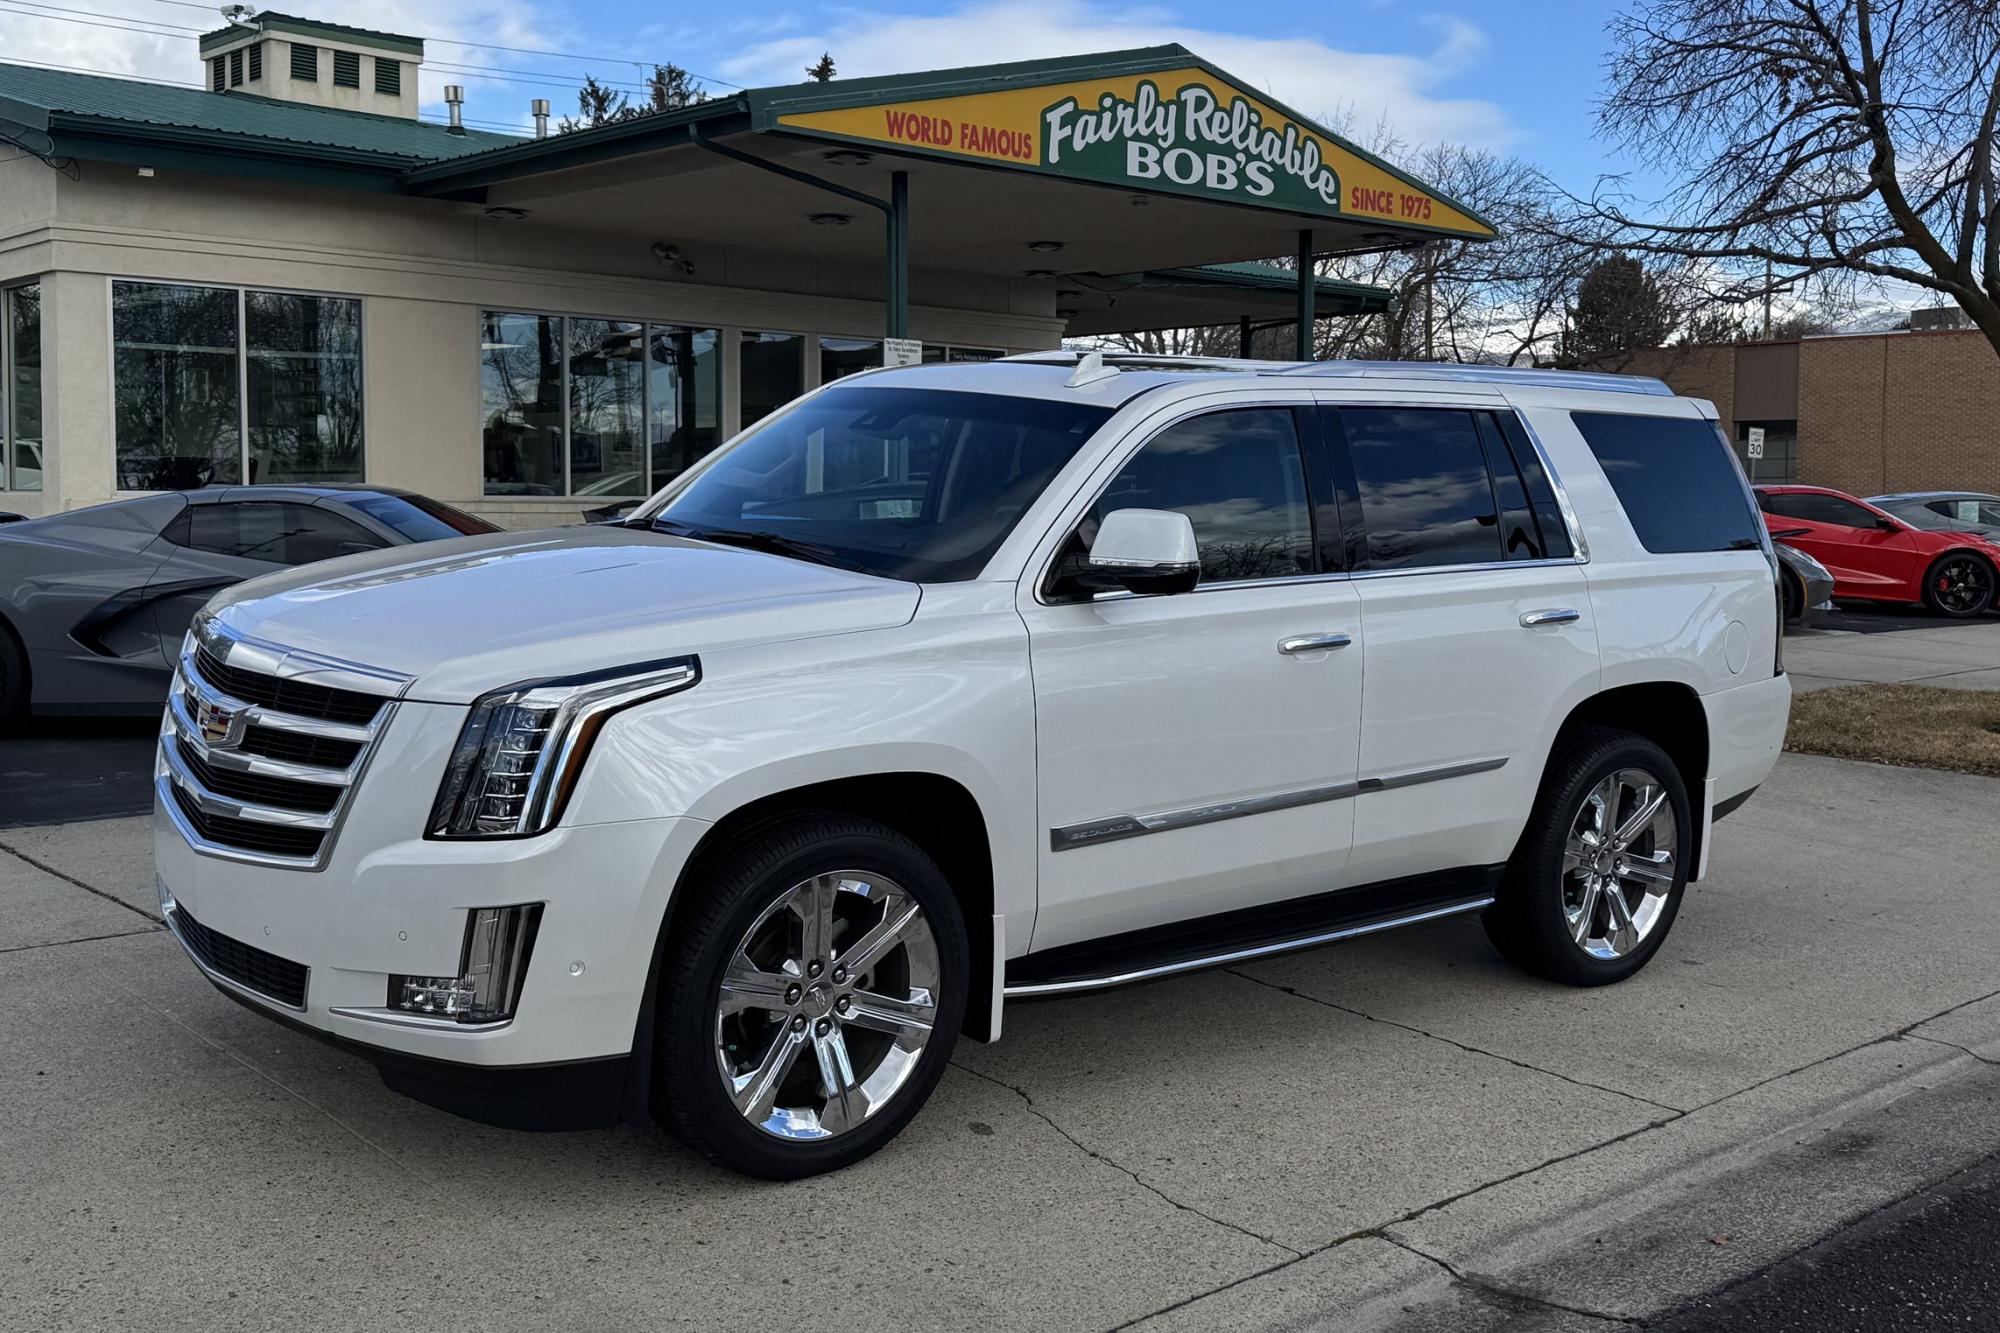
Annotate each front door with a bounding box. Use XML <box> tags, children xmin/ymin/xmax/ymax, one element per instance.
<box><xmin>1019</xmin><ymin>405</ymin><xmax>1364</xmax><ymax>952</ymax></box>
<box><xmin>1759</xmin><ymin>491</ymin><xmax>1919</xmax><ymax>600</ymax></box>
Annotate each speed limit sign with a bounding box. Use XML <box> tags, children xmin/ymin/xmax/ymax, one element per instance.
<box><xmin>1746</xmin><ymin>426</ymin><xmax>1766</xmax><ymax>460</ymax></box>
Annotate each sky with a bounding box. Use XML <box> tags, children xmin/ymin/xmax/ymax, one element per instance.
<box><xmin>0</xmin><ymin>0</ymin><xmax>1651</xmax><ymax>196</ymax></box>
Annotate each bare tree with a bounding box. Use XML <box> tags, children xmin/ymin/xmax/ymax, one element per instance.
<box><xmin>1092</xmin><ymin>137</ymin><xmax>1596</xmax><ymax>365</ymax></box>
<box><xmin>1572</xmin><ymin>0</ymin><xmax>2000</xmax><ymax>358</ymax></box>
<box><xmin>559</xmin><ymin>64</ymin><xmax>708</xmax><ymax>132</ymax></box>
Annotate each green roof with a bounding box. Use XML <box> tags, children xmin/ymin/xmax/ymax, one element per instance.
<box><xmin>0</xmin><ymin>63</ymin><xmax>514</xmax><ymax>168</ymax></box>
<box><xmin>199</xmin><ymin>12</ymin><xmax>423</xmax><ymax>58</ymax></box>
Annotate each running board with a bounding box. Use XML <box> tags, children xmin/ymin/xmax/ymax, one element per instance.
<box><xmin>1004</xmin><ymin>866</ymin><xmax>1502</xmax><ymax>998</ymax></box>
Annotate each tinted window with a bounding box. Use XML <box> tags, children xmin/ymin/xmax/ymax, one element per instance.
<box><xmin>1571</xmin><ymin>412</ymin><xmax>1761</xmax><ymax>553</ymax></box>
<box><xmin>343</xmin><ymin>493</ymin><xmax>498</xmax><ymax>542</ymax></box>
<box><xmin>1085</xmin><ymin>409</ymin><xmax>1313</xmax><ymax>584</ymax></box>
<box><xmin>1928</xmin><ymin>498</ymin><xmax>2000</xmax><ymax>528</ymax></box>
<box><xmin>653</xmin><ymin>387</ymin><xmax>1109</xmax><ymax>582</ymax></box>
<box><xmin>1493</xmin><ymin>413</ymin><xmax>1572</xmax><ymax>559</ymax></box>
<box><xmin>1764</xmin><ymin>492</ymin><xmax>1879</xmax><ymax>529</ymax></box>
<box><xmin>1338</xmin><ymin>407</ymin><xmax>1499</xmax><ymax>570</ymax></box>
<box><xmin>176</xmin><ymin>501</ymin><xmax>384</xmax><ymax>566</ymax></box>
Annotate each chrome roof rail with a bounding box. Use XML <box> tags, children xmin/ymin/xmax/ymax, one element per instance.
<box><xmin>1273</xmin><ymin>361</ymin><xmax>1674</xmax><ymax>396</ymax></box>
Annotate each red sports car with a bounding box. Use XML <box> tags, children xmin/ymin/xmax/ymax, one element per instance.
<box><xmin>1755</xmin><ymin>485</ymin><xmax>2000</xmax><ymax>618</ymax></box>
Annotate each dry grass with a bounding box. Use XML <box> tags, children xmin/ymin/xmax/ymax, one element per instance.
<box><xmin>1786</xmin><ymin>684</ymin><xmax>2000</xmax><ymax>777</ymax></box>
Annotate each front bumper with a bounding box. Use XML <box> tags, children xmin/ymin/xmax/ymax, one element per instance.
<box><xmin>153</xmin><ymin>697</ymin><xmax>711</xmax><ymax>1071</ymax></box>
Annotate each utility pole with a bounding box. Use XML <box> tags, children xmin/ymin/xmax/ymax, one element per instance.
<box><xmin>1762</xmin><ymin>256</ymin><xmax>1773</xmax><ymax>340</ymax></box>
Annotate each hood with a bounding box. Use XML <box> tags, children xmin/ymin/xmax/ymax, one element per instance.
<box><xmin>207</xmin><ymin>527</ymin><xmax>920</xmax><ymax>703</ymax></box>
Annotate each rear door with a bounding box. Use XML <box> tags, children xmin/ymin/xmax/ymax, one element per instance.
<box><xmin>1318</xmin><ymin>396</ymin><xmax>1601</xmax><ymax>887</ymax></box>
<box><xmin>1760</xmin><ymin>491</ymin><xmax>1919</xmax><ymax>599</ymax></box>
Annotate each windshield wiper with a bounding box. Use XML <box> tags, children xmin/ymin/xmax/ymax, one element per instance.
<box><xmin>649</xmin><ymin>519</ymin><xmax>861</xmax><ymax>572</ymax></box>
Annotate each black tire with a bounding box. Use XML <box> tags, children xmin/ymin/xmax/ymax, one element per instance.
<box><xmin>0</xmin><ymin>619</ymin><xmax>29</xmax><ymax>734</ymax></box>
<box><xmin>1484</xmin><ymin>727</ymin><xmax>1692</xmax><ymax>987</ymax></box>
<box><xmin>652</xmin><ymin>812</ymin><xmax>968</xmax><ymax>1179</ymax></box>
<box><xmin>1919</xmin><ymin>551</ymin><xmax>1995</xmax><ymax>619</ymax></box>
<box><xmin>1781</xmin><ymin>568</ymin><xmax>1805</xmax><ymax>622</ymax></box>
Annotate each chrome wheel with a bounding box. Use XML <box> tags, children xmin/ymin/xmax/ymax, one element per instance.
<box><xmin>1560</xmin><ymin>767</ymin><xmax>1677</xmax><ymax>960</ymax></box>
<box><xmin>713</xmin><ymin>870</ymin><xmax>940</xmax><ymax>1141</ymax></box>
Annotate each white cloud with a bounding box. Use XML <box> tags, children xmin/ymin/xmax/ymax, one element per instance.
<box><xmin>716</xmin><ymin>1</ymin><xmax>1515</xmax><ymax>150</ymax></box>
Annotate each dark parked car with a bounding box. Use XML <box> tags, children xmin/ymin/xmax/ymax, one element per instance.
<box><xmin>0</xmin><ymin>485</ymin><xmax>497</xmax><ymax>727</ymax></box>
<box><xmin>1768</xmin><ymin>534</ymin><xmax>1836</xmax><ymax>621</ymax></box>
<box><xmin>1869</xmin><ymin>491</ymin><xmax>2000</xmax><ymax>540</ymax></box>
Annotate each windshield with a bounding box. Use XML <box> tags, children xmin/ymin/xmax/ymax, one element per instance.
<box><xmin>644</xmin><ymin>386</ymin><xmax>1112</xmax><ymax>581</ymax></box>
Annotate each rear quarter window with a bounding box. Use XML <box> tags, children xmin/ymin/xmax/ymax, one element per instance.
<box><xmin>1570</xmin><ymin>411</ymin><xmax>1762</xmax><ymax>554</ymax></box>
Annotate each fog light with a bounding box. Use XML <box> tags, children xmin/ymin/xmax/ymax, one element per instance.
<box><xmin>392</xmin><ymin>904</ymin><xmax>543</xmax><ymax>1024</ymax></box>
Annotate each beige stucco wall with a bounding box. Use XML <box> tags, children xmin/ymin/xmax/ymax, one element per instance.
<box><xmin>10</xmin><ymin>160</ymin><xmax>1066</xmax><ymax>524</ymax></box>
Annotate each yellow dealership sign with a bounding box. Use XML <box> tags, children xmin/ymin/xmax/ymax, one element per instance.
<box><xmin>773</xmin><ymin>63</ymin><xmax>1493</xmax><ymax>239</ymax></box>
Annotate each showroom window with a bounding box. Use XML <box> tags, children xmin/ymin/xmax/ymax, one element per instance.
<box><xmin>920</xmin><ymin>345</ymin><xmax>1006</xmax><ymax>363</ymax></box>
<box><xmin>2</xmin><ymin>282</ymin><xmax>41</xmax><ymax>491</ymax></box>
<box><xmin>820</xmin><ymin>336</ymin><xmax>883</xmax><ymax>384</ymax></box>
<box><xmin>740</xmin><ymin>330</ymin><xmax>805</xmax><ymax>428</ymax></box>
<box><xmin>112</xmin><ymin>281</ymin><xmax>363</xmax><ymax>490</ymax></box>
<box><xmin>481</xmin><ymin>311</ymin><xmax>719</xmax><ymax>496</ymax></box>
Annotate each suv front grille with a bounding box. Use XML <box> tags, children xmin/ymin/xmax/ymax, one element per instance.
<box><xmin>194</xmin><ymin>643</ymin><xmax>385</xmax><ymax>726</ymax></box>
<box><xmin>174</xmin><ymin>736</ymin><xmax>342</xmax><ymax>814</ymax></box>
<box><xmin>171</xmin><ymin>902</ymin><xmax>309</xmax><ymax>1008</ymax></box>
<box><xmin>161</xmin><ymin>626</ymin><xmax>406</xmax><ymax>870</ymax></box>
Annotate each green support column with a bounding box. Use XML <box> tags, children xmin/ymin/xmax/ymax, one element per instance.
<box><xmin>887</xmin><ymin>170</ymin><xmax>910</xmax><ymax>341</ymax></box>
<box><xmin>1295</xmin><ymin>228</ymin><xmax>1314</xmax><ymax>361</ymax></box>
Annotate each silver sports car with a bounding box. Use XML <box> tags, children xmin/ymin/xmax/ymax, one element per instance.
<box><xmin>0</xmin><ymin>485</ymin><xmax>497</xmax><ymax>727</ymax></box>
<box><xmin>1868</xmin><ymin>491</ymin><xmax>2000</xmax><ymax>540</ymax></box>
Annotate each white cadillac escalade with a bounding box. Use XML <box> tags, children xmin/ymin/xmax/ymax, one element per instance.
<box><xmin>156</xmin><ymin>354</ymin><xmax>1791</xmax><ymax>1178</ymax></box>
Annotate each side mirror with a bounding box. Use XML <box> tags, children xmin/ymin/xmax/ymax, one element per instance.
<box><xmin>1875</xmin><ymin>516</ymin><xmax>1901</xmax><ymax>532</ymax></box>
<box><xmin>1082</xmin><ymin>508</ymin><xmax>1201</xmax><ymax>596</ymax></box>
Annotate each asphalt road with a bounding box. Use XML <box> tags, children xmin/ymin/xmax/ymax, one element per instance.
<box><xmin>0</xmin><ymin>716</ymin><xmax>157</xmax><ymax>827</ymax></box>
<box><xmin>1656</xmin><ymin>1152</ymin><xmax>2000</xmax><ymax>1332</ymax></box>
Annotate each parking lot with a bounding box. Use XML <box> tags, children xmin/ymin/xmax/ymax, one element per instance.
<box><xmin>7</xmin><ymin>618</ymin><xmax>2000</xmax><ymax>1331</ymax></box>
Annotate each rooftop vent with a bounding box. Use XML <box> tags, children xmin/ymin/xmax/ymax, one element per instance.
<box><xmin>198</xmin><ymin>10</ymin><xmax>424</xmax><ymax>120</ymax></box>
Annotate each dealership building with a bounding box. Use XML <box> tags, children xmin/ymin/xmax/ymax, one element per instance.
<box><xmin>0</xmin><ymin>13</ymin><xmax>1491</xmax><ymax>526</ymax></box>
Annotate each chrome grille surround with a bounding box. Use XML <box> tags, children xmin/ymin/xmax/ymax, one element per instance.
<box><xmin>158</xmin><ymin>617</ymin><xmax>412</xmax><ymax>871</ymax></box>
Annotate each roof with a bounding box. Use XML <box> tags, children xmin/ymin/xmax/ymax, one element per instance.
<box><xmin>0</xmin><ymin>63</ymin><xmax>515</xmax><ymax>171</ymax></box>
<box><xmin>862</xmin><ymin>354</ymin><xmax>1680</xmax><ymax>405</ymax></box>
<box><xmin>1871</xmin><ymin>491</ymin><xmax>2000</xmax><ymax>503</ymax></box>
<box><xmin>199</xmin><ymin>12</ymin><xmax>424</xmax><ymax>58</ymax></box>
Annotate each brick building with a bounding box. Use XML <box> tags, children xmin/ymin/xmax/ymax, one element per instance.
<box><xmin>1628</xmin><ymin>328</ymin><xmax>2000</xmax><ymax>496</ymax></box>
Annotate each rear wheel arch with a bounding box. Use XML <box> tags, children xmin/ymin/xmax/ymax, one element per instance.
<box><xmin>626</xmin><ymin>771</ymin><xmax>999</xmax><ymax>1118</ymax></box>
<box><xmin>1545</xmin><ymin>681</ymin><xmax>1709</xmax><ymax>815</ymax></box>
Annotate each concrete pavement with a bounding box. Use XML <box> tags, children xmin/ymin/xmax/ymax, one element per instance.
<box><xmin>5</xmin><ymin>748</ymin><xmax>2000</xmax><ymax>1331</ymax></box>
<box><xmin>1785</xmin><ymin>616</ymin><xmax>2000</xmax><ymax>694</ymax></box>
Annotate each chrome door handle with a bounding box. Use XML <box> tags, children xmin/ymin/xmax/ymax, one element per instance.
<box><xmin>1278</xmin><ymin>632</ymin><xmax>1353</xmax><ymax>654</ymax></box>
<box><xmin>1520</xmin><ymin>608</ymin><xmax>1582</xmax><ymax>627</ymax></box>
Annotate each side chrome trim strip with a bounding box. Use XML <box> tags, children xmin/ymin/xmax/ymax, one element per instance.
<box><xmin>1049</xmin><ymin>756</ymin><xmax>1508</xmax><ymax>852</ymax></box>
<box><xmin>1002</xmin><ymin>897</ymin><xmax>1497</xmax><ymax>996</ymax></box>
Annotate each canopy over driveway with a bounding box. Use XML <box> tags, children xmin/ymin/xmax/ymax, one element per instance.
<box><xmin>403</xmin><ymin>46</ymin><xmax>1492</xmax><ymax>352</ymax></box>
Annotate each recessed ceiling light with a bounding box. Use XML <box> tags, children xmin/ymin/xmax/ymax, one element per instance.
<box><xmin>1056</xmin><ymin>308</ymin><xmax>1078</xmax><ymax>318</ymax></box>
<box><xmin>1130</xmin><ymin>196</ymin><xmax>1151</xmax><ymax>207</ymax></box>
<box><xmin>809</xmin><ymin>212</ymin><xmax>852</xmax><ymax>226</ymax></box>
<box><xmin>823</xmin><ymin>150</ymin><xmax>873</xmax><ymax>167</ymax></box>
<box><xmin>1024</xmin><ymin>269</ymin><xmax>1058</xmax><ymax>279</ymax></box>
<box><xmin>1056</xmin><ymin>289</ymin><xmax>1082</xmax><ymax>298</ymax></box>
<box><xmin>1026</xmin><ymin>240</ymin><xmax>1065</xmax><ymax>253</ymax></box>
<box><xmin>484</xmin><ymin>206</ymin><xmax>528</xmax><ymax>221</ymax></box>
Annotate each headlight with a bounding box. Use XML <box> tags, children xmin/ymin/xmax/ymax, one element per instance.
<box><xmin>428</xmin><ymin>657</ymin><xmax>699</xmax><ymax>839</ymax></box>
